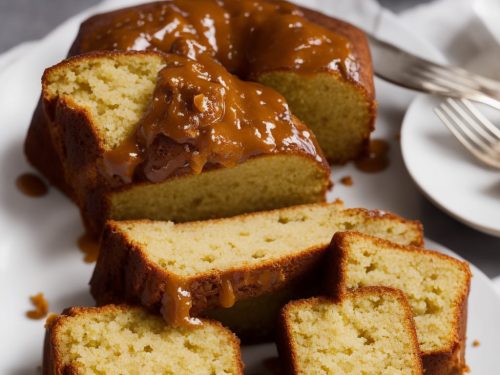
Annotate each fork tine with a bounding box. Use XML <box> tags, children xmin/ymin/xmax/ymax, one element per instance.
<box><xmin>434</xmin><ymin>106</ymin><xmax>500</xmax><ymax>169</ymax></box>
<box><xmin>461</xmin><ymin>99</ymin><xmax>500</xmax><ymax>140</ymax></box>
<box><xmin>446</xmin><ymin>98</ymin><xmax>498</xmax><ymax>145</ymax></box>
<box><xmin>439</xmin><ymin>101</ymin><xmax>493</xmax><ymax>151</ymax></box>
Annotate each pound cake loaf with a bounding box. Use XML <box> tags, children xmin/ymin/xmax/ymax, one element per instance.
<box><xmin>43</xmin><ymin>304</ymin><xmax>243</xmax><ymax>375</ymax></box>
<box><xmin>41</xmin><ymin>51</ymin><xmax>331</xmax><ymax>235</ymax></box>
<box><xmin>328</xmin><ymin>232</ymin><xmax>471</xmax><ymax>375</ymax></box>
<box><xmin>90</xmin><ymin>202</ymin><xmax>423</xmax><ymax>328</ymax></box>
<box><xmin>278</xmin><ymin>287</ymin><xmax>423</xmax><ymax>375</ymax></box>
<box><xmin>25</xmin><ymin>0</ymin><xmax>375</xmax><ymax>193</ymax></box>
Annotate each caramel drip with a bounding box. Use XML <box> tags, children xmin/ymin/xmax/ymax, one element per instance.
<box><xmin>26</xmin><ymin>293</ymin><xmax>49</xmax><ymax>320</ymax></box>
<box><xmin>219</xmin><ymin>276</ymin><xmax>236</xmax><ymax>308</ymax></box>
<box><xmin>77</xmin><ymin>232</ymin><xmax>100</xmax><ymax>263</ymax></box>
<box><xmin>103</xmin><ymin>54</ymin><xmax>325</xmax><ymax>184</ymax></box>
<box><xmin>161</xmin><ymin>276</ymin><xmax>202</xmax><ymax>327</ymax></box>
<box><xmin>340</xmin><ymin>175</ymin><xmax>353</xmax><ymax>186</ymax></box>
<box><xmin>16</xmin><ymin>173</ymin><xmax>48</xmax><ymax>197</ymax></box>
<box><xmin>354</xmin><ymin>139</ymin><xmax>390</xmax><ymax>173</ymax></box>
<box><xmin>73</xmin><ymin>0</ymin><xmax>354</xmax><ymax>78</ymax></box>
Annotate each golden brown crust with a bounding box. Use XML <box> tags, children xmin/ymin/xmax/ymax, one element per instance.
<box><xmin>327</xmin><ymin>232</ymin><xmax>471</xmax><ymax>375</ymax></box>
<box><xmin>24</xmin><ymin>98</ymin><xmax>73</xmax><ymax>198</ymax></box>
<box><xmin>277</xmin><ymin>287</ymin><xmax>423</xmax><ymax>375</ymax></box>
<box><xmin>43</xmin><ymin>304</ymin><xmax>244</xmax><ymax>375</ymax></box>
<box><xmin>90</xmin><ymin>221</ymin><xmax>328</xmax><ymax>317</ymax></box>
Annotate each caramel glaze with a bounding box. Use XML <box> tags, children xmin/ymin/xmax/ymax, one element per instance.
<box><xmin>70</xmin><ymin>0</ymin><xmax>356</xmax><ymax>184</ymax></box>
<box><xmin>26</xmin><ymin>293</ymin><xmax>49</xmax><ymax>320</ymax></box>
<box><xmin>103</xmin><ymin>54</ymin><xmax>326</xmax><ymax>184</ymax></box>
<box><xmin>72</xmin><ymin>0</ymin><xmax>355</xmax><ymax>79</ymax></box>
<box><xmin>77</xmin><ymin>232</ymin><xmax>100</xmax><ymax>263</ymax></box>
<box><xmin>161</xmin><ymin>268</ymin><xmax>286</xmax><ymax>327</ymax></box>
<box><xmin>219</xmin><ymin>276</ymin><xmax>236</xmax><ymax>308</ymax></box>
<box><xmin>16</xmin><ymin>173</ymin><xmax>48</xmax><ymax>197</ymax></box>
<box><xmin>354</xmin><ymin>139</ymin><xmax>390</xmax><ymax>173</ymax></box>
<box><xmin>161</xmin><ymin>276</ymin><xmax>202</xmax><ymax>328</ymax></box>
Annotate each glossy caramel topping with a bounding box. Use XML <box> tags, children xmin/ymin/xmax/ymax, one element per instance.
<box><xmin>219</xmin><ymin>276</ymin><xmax>236</xmax><ymax>308</ymax></box>
<box><xmin>340</xmin><ymin>175</ymin><xmax>353</xmax><ymax>186</ymax></box>
<box><xmin>16</xmin><ymin>173</ymin><xmax>48</xmax><ymax>197</ymax></box>
<box><xmin>355</xmin><ymin>139</ymin><xmax>390</xmax><ymax>173</ymax></box>
<box><xmin>26</xmin><ymin>293</ymin><xmax>49</xmax><ymax>320</ymax></box>
<box><xmin>74</xmin><ymin>0</ymin><xmax>354</xmax><ymax>78</ymax></box>
<box><xmin>104</xmin><ymin>54</ymin><xmax>325</xmax><ymax>183</ymax></box>
<box><xmin>161</xmin><ymin>276</ymin><xmax>202</xmax><ymax>327</ymax></box>
<box><xmin>77</xmin><ymin>232</ymin><xmax>100</xmax><ymax>263</ymax></box>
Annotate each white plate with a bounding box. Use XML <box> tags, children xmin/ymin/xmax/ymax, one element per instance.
<box><xmin>1</xmin><ymin>0</ymin><xmax>499</xmax><ymax>373</ymax></box>
<box><xmin>402</xmin><ymin>95</ymin><xmax>500</xmax><ymax>237</ymax></box>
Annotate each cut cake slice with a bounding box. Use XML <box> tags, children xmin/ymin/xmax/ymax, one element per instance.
<box><xmin>327</xmin><ymin>232</ymin><xmax>471</xmax><ymax>375</ymax></box>
<box><xmin>39</xmin><ymin>51</ymin><xmax>331</xmax><ymax>236</ymax></box>
<box><xmin>90</xmin><ymin>202</ymin><xmax>423</xmax><ymax>327</ymax></box>
<box><xmin>43</xmin><ymin>304</ymin><xmax>243</xmax><ymax>374</ymax></box>
<box><xmin>278</xmin><ymin>287</ymin><xmax>423</xmax><ymax>375</ymax></box>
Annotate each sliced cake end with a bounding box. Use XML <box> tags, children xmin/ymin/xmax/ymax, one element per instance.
<box><xmin>279</xmin><ymin>287</ymin><xmax>423</xmax><ymax>375</ymax></box>
<box><xmin>43</xmin><ymin>304</ymin><xmax>243</xmax><ymax>375</ymax></box>
<box><xmin>328</xmin><ymin>232</ymin><xmax>471</xmax><ymax>374</ymax></box>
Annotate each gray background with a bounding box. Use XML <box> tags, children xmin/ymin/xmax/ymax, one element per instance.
<box><xmin>0</xmin><ymin>0</ymin><xmax>498</xmax><ymax>278</ymax></box>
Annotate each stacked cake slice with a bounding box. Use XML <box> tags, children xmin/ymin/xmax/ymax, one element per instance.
<box><xmin>279</xmin><ymin>287</ymin><xmax>423</xmax><ymax>374</ymax></box>
<box><xmin>277</xmin><ymin>232</ymin><xmax>471</xmax><ymax>374</ymax></box>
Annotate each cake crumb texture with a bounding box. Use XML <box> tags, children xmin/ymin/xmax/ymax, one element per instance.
<box><xmin>281</xmin><ymin>288</ymin><xmax>422</xmax><ymax>374</ymax></box>
<box><xmin>46</xmin><ymin>305</ymin><xmax>243</xmax><ymax>374</ymax></box>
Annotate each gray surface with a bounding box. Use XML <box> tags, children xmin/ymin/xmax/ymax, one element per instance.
<box><xmin>0</xmin><ymin>0</ymin><xmax>499</xmax><ymax>278</ymax></box>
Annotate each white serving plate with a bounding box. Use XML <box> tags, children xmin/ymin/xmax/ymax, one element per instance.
<box><xmin>0</xmin><ymin>0</ymin><xmax>498</xmax><ymax>373</ymax></box>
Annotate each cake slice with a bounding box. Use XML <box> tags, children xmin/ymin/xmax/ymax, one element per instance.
<box><xmin>43</xmin><ymin>304</ymin><xmax>243</xmax><ymax>374</ymax></box>
<box><xmin>90</xmin><ymin>202</ymin><xmax>423</xmax><ymax>327</ymax></box>
<box><xmin>278</xmin><ymin>287</ymin><xmax>423</xmax><ymax>375</ymax></box>
<box><xmin>40</xmin><ymin>51</ymin><xmax>331</xmax><ymax>236</ymax></box>
<box><xmin>328</xmin><ymin>232</ymin><xmax>471</xmax><ymax>375</ymax></box>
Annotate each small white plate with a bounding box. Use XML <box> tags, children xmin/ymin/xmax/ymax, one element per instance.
<box><xmin>401</xmin><ymin>95</ymin><xmax>500</xmax><ymax>237</ymax></box>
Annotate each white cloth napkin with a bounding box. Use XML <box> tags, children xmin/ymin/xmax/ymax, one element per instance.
<box><xmin>1</xmin><ymin>0</ymin><xmax>499</xmax><ymax>292</ymax></box>
<box><xmin>400</xmin><ymin>0</ymin><xmax>500</xmax><ymax>79</ymax></box>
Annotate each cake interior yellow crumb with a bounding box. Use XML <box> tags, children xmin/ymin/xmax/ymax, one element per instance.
<box><xmin>259</xmin><ymin>71</ymin><xmax>373</xmax><ymax>162</ymax></box>
<box><xmin>116</xmin><ymin>204</ymin><xmax>420</xmax><ymax>276</ymax></box>
<box><xmin>285</xmin><ymin>292</ymin><xmax>420</xmax><ymax>375</ymax></box>
<box><xmin>55</xmin><ymin>307</ymin><xmax>240</xmax><ymax>374</ymax></box>
<box><xmin>341</xmin><ymin>235</ymin><xmax>470</xmax><ymax>353</ymax></box>
<box><xmin>45</xmin><ymin>54</ymin><xmax>165</xmax><ymax>150</ymax></box>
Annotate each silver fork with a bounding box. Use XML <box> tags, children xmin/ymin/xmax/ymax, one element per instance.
<box><xmin>434</xmin><ymin>98</ymin><xmax>500</xmax><ymax>169</ymax></box>
<box><xmin>368</xmin><ymin>35</ymin><xmax>500</xmax><ymax>110</ymax></box>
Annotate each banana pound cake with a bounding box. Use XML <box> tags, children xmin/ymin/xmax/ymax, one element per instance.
<box><xmin>41</xmin><ymin>51</ymin><xmax>331</xmax><ymax>235</ymax></box>
<box><xmin>90</xmin><ymin>202</ymin><xmax>423</xmax><ymax>328</ymax></box>
<box><xmin>43</xmin><ymin>304</ymin><xmax>243</xmax><ymax>375</ymax></box>
<box><xmin>278</xmin><ymin>287</ymin><xmax>423</xmax><ymax>375</ymax></box>
<box><xmin>25</xmin><ymin>0</ymin><xmax>375</xmax><ymax>194</ymax></box>
<box><xmin>328</xmin><ymin>232</ymin><xmax>472</xmax><ymax>375</ymax></box>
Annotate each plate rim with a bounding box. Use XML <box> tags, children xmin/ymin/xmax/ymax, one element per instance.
<box><xmin>401</xmin><ymin>94</ymin><xmax>500</xmax><ymax>238</ymax></box>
